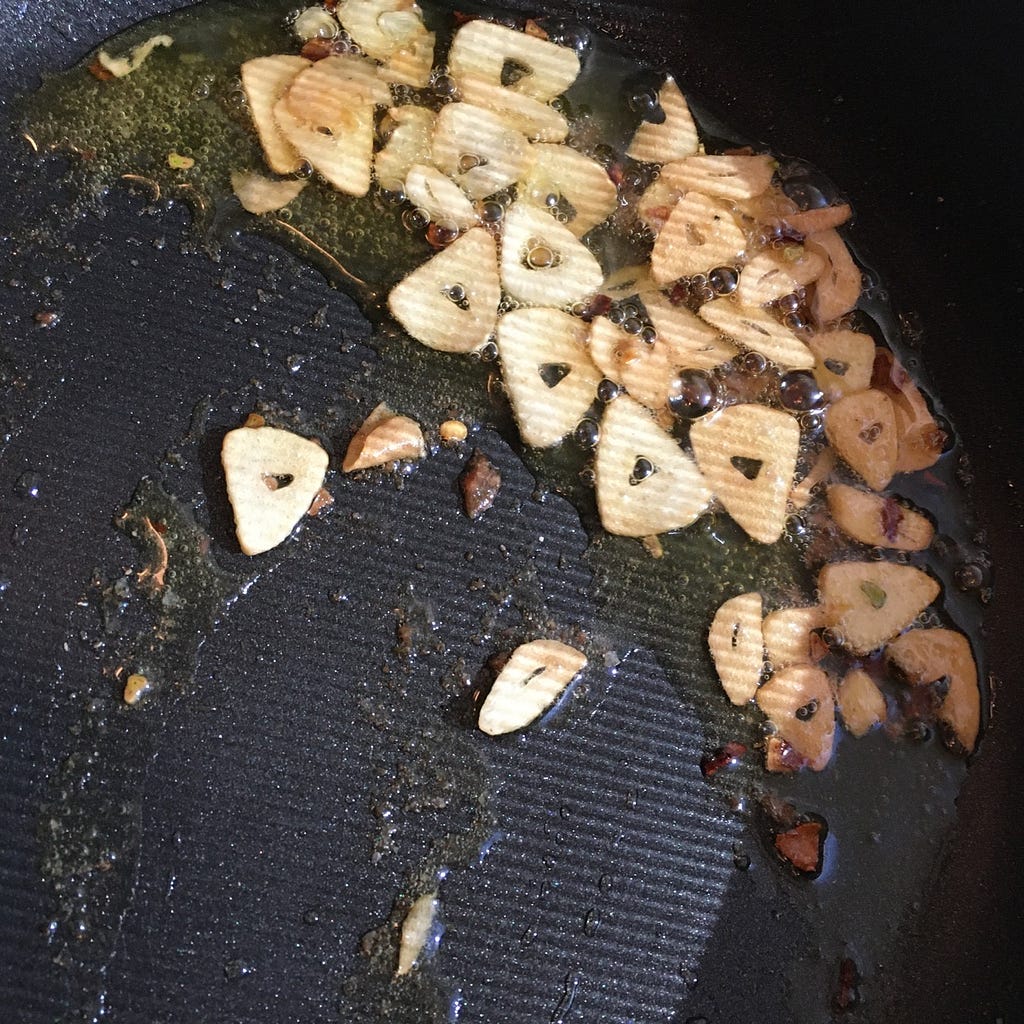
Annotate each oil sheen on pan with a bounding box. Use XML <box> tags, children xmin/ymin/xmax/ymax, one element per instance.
<box><xmin>11</xmin><ymin>0</ymin><xmax>992</xmax><ymax>1021</ymax></box>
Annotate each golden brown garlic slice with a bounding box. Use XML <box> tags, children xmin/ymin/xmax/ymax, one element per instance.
<box><xmin>499</xmin><ymin>202</ymin><xmax>603</xmax><ymax>308</ymax></box>
<box><xmin>826</xmin><ymin>484</ymin><xmax>935</xmax><ymax>551</ymax></box>
<box><xmin>404</xmin><ymin>164</ymin><xmax>478</xmax><ymax>230</ymax></box>
<box><xmin>338</xmin><ymin>0</ymin><xmax>429</xmax><ymax>62</ymax></box>
<box><xmin>240</xmin><ymin>54</ymin><xmax>311</xmax><ymax>175</ymax></box>
<box><xmin>374</xmin><ymin>105</ymin><xmax>435</xmax><ymax>190</ymax></box>
<box><xmin>698</xmin><ymin>300</ymin><xmax>814</xmax><ymax>370</ymax></box>
<box><xmin>230</xmin><ymin>170</ymin><xmax>307</xmax><ymax>215</ymax></box>
<box><xmin>756</xmin><ymin>665</ymin><xmax>836</xmax><ymax>771</ymax></box>
<box><xmin>763</xmin><ymin>606</ymin><xmax>827</xmax><ymax>669</ymax></box>
<box><xmin>625</xmin><ymin>76</ymin><xmax>699</xmax><ymax>164</ymax></box>
<box><xmin>594</xmin><ymin>395</ymin><xmax>711</xmax><ymax>536</ymax></box>
<box><xmin>222</xmin><ymin>425</ymin><xmax>329</xmax><ymax>556</ymax></box>
<box><xmin>708</xmin><ymin>591</ymin><xmax>764</xmax><ymax>705</ymax></box>
<box><xmin>807</xmin><ymin>328</ymin><xmax>876</xmax><ymax>400</ymax></box>
<box><xmin>886</xmin><ymin>628</ymin><xmax>980</xmax><ymax>752</ymax></box>
<box><xmin>660</xmin><ymin>153</ymin><xmax>776</xmax><ymax>200</ymax></box>
<box><xmin>342</xmin><ymin>402</ymin><xmax>425</xmax><ymax>472</ymax></box>
<box><xmin>819</xmin><ymin>560</ymin><xmax>939</xmax><ymax>655</ymax></box>
<box><xmin>735</xmin><ymin>247</ymin><xmax>826</xmax><ymax>307</ymax></box>
<box><xmin>520</xmin><ymin>144</ymin><xmax>618</xmax><ymax>238</ymax></box>
<box><xmin>689</xmin><ymin>403</ymin><xmax>800</xmax><ymax>544</ymax></box>
<box><xmin>837</xmin><ymin>667</ymin><xmax>887</xmax><ymax>737</ymax></box>
<box><xmin>478</xmin><ymin>639</ymin><xmax>587</xmax><ymax>735</ymax></box>
<box><xmin>807</xmin><ymin>227</ymin><xmax>861</xmax><ymax>325</ymax></box>
<box><xmin>824</xmin><ymin>388</ymin><xmax>898</xmax><ymax>491</ymax></box>
<box><xmin>495</xmin><ymin>307</ymin><xmax>602</xmax><ymax>448</ymax></box>
<box><xmin>650</xmin><ymin>192</ymin><xmax>747</xmax><ymax>283</ymax></box>
<box><xmin>388</xmin><ymin>227</ymin><xmax>500</xmax><ymax>353</ymax></box>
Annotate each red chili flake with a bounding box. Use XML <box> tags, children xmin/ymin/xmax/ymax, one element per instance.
<box><xmin>833</xmin><ymin>956</ymin><xmax>861</xmax><ymax>1012</ymax></box>
<box><xmin>306</xmin><ymin>487</ymin><xmax>334</xmax><ymax>517</ymax></box>
<box><xmin>460</xmin><ymin>449</ymin><xmax>501</xmax><ymax>519</ymax></box>
<box><xmin>523</xmin><ymin>18</ymin><xmax>549</xmax><ymax>39</ymax></box>
<box><xmin>34</xmin><ymin>310</ymin><xmax>59</xmax><ymax>328</ymax></box>
<box><xmin>723</xmin><ymin>145</ymin><xmax>756</xmax><ymax>156</ymax></box>
<box><xmin>774</xmin><ymin>819</ymin><xmax>825</xmax><ymax>876</ymax></box>
<box><xmin>88</xmin><ymin>60</ymin><xmax>115</xmax><ymax>81</ymax></box>
<box><xmin>300</xmin><ymin>38</ymin><xmax>334</xmax><ymax>61</ymax></box>
<box><xmin>700</xmin><ymin>741</ymin><xmax>747</xmax><ymax>778</ymax></box>
<box><xmin>577</xmin><ymin>293</ymin><xmax>612</xmax><ymax>323</ymax></box>
<box><xmin>452</xmin><ymin>10</ymin><xmax>478</xmax><ymax>25</ymax></box>
<box><xmin>764</xmin><ymin>735</ymin><xmax>808</xmax><ymax>773</ymax></box>
<box><xmin>880</xmin><ymin>496</ymin><xmax>904</xmax><ymax>542</ymax></box>
<box><xmin>323</xmin><ymin>0</ymin><xmax>338</xmax><ymax>10</ymax></box>
<box><xmin>606</xmin><ymin>162</ymin><xmax>627</xmax><ymax>189</ymax></box>
<box><xmin>150</xmin><ymin>520</ymin><xmax>168</xmax><ymax>535</ymax></box>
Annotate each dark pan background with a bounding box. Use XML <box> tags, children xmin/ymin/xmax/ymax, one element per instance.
<box><xmin>2</xmin><ymin>2</ymin><xmax>1023</xmax><ymax>1023</ymax></box>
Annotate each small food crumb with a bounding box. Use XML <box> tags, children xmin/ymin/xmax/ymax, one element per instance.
<box><xmin>460</xmin><ymin>448</ymin><xmax>501</xmax><ymax>519</ymax></box>
<box><xmin>396</xmin><ymin>891</ymin><xmax>439</xmax><ymax>976</ymax></box>
<box><xmin>123</xmin><ymin>673</ymin><xmax>150</xmax><ymax>705</ymax></box>
<box><xmin>306</xmin><ymin>486</ymin><xmax>334</xmax><ymax>517</ymax></box>
<box><xmin>439</xmin><ymin>419</ymin><xmax>468</xmax><ymax>445</ymax></box>
<box><xmin>243</xmin><ymin>412</ymin><xmax>265</xmax><ymax>429</ymax></box>
<box><xmin>774</xmin><ymin>818</ymin><xmax>826</xmax><ymax>877</ymax></box>
<box><xmin>167</xmin><ymin>152</ymin><xmax>195</xmax><ymax>170</ymax></box>
<box><xmin>641</xmin><ymin>534</ymin><xmax>664</xmax><ymax>559</ymax></box>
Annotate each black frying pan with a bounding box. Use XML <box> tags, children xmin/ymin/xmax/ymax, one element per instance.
<box><xmin>1</xmin><ymin>2</ymin><xmax>1022</xmax><ymax>1022</ymax></box>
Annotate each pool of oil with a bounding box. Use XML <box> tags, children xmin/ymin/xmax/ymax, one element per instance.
<box><xmin>9</xmin><ymin>1</ymin><xmax>994</xmax><ymax>1022</ymax></box>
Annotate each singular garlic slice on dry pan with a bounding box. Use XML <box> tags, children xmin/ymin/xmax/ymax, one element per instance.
<box><xmin>826</xmin><ymin>484</ymin><xmax>935</xmax><ymax>551</ymax></box>
<box><xmin>735</xmin><ymin>247</ymin><xmax>826</xmax><ymax>307</ymax></box>
<box><xmin>756</xmin><ymin>665</ymin><xmax>836</xmax><ymax>772</ymax></box>
<box><xmin>708</xmin><ymin>591</ymin><xmax>764</xmax><ymax>705</ymax></box>
<box><xmin>388</xmin><ymin>227</ymin><xmax>500</xmax><ymax>353</ymax></box>
<box><xmin>594</xmin><ymin>394</ymin><xmax>711</xmax><ymax>536</ymax></box>
<box><xmin>337</xmin><ymin>0</ymin><xmax>428</xmax><ymax>62</ymax></box>
<box><xmin>447</xmin><ymin>19</ymin><xmax>581</xmax><ymax>101</ymax></box>
<box><xmin>431</xmin><ymin>101</ymin><xmax>532</xmax><ymax>201</ymax></box>
<box><xmin>273</xmin><ymin>90</ymin><xmax>374</xmax><ymax>196</ymax></box>
<box><xmin>807</xmin><ymin>328</ymin><xmax>876</xmax><ymax>400</ymax></box>
<box><xmin>660</xmin><ymin>153</ymin><xmax>776</xmax><ymax>201</ymax></box>
<box><xmin>824</xmin><ymin>388</ymin><xmax>898</xmax><ymax>491</ymax></box>
<box><xmin>230</xmin><ymin>170</ymin><xmax>307</xmax><ymax>214</ymax></box>
<box><xmin>641</xmin><ymin>291</ymin><xmax>738</xmax><ymax>370</ymax></box>
<box><xmin>404</xmin><ymin>164</ymin><xmax>478</xmax><ymax>230</ymax></box>
<box><xmin>478</xmin><ymin>639</ymin><xmax>587</xmax><ymax>735</ymax></box>
<box><xmin>520</xmin><ymin>144</ymin><xmax>618</xmax><ymax>238</ymax></box>
<box><xmin>650</xmin><ymin>191</ymin><xmax>747</xmax><ymax>283</ymax></box>
<box><xmin>455</xmin><ymin>75</ymin><xmax>569</xmax><ymax>142</ymax></box>
<box><xmin>395</xmin><ymin>891</ymin><xmax>439</xmax><ymax>976</ymax></box>
<box><xmin>240</xmin><ymin>54</ymin><xmax>310</xmax><ymax>174</ymax></box>
<box><xmin>342</xmin><ymin>402</ymin><xmax>425</xmax><ymax>471</ymax></box>
<box><xmin>222</xmin><ymin>425</ymin><xmax>329</xmax><ymax>556</ymax></box>
<box><xmin>762</xmin><ymin>606</ymin><xmax>827</xmax><ymax>669</ymax></box>
<box><xmin>689</xmin><ymin>403</ymin><xmax>800</xmax><ymax>544</ymax></box>
<box><xmin>886</xmin><ymin>628</ymin><xmax>980</xmax><ymax>752</ymax></box>
<box><xmin>837</xmin><ymin>667</ymin><xmax>887</xmax><ymax>738</ymax></box>
<box><xmin>499</xmin><ymin>201</ymin><xmax>603</xmax><ymax>308</ymax></box>
<box><xmin>819</xmin><ymin>560</ymin><xmax>939</xmax><ymax>656</ymax></box>
<box><xmin>698</xmin><ymin>301</ymin><xmax>814</xmax><ymax>370</ymax></box>
<box><xmin>626</xmin><ymin>75</ymin><xmax>699</xmax><ymax>164</ymax></box>
<box><xmin>495</xmin><ymin>307</ymin><xmax>602</xmax><ymax>448</ymax></box>
<box><xmin>374</xmin><ymin>105</ymin><xmax>435</xmax><ymax>190</ymax></box>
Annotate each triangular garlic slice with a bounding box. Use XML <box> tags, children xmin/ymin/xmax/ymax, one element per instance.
<box><xmin>342</xmin><ymin>402</ymin><xmax>426</xmax><ymax>471</ymax></box>
<box><xmin>500</xmin><ymin>201</ymin><xmax>603</xmax><ymax>308</ymax></box>
<box><xmin>824</xmin><ymin>388</ymin><xmax>898</xmax><ymax>491</ymax></box>
<box><xmin>698</xmin><ymin>300</ymin><xmax>814</xmax><ymax>370</ymax></box>
<box><xmin>736</xmin><ymin>247</ymin><xmax>826</xmax><ymax>307</ymax></box>
<box><xmin>520</xmin><ymin>144</ymin><xmax>618</xmax><ymax>238</ymax></box>
<box><xmin>240</xmin><ymin>54</ymin><xmax>310</xmax><ymax>174</ymax></box>
<box><xmin>388</xmin><ymin>227</ymin><xmax>500</xmax><ymax>353</ymax></box>
<box><xmin>448</xmin><ymin>20</ymin><xmax>581</xmax><ymax>102</ymax></box>
<box><xmin>626</xmin><ymin>76</ymin><xmax>699</xmax><ymax>164</ymax></box>
<box><xmin>431</xmin><ymin>101</ymin><xmax>532</xmax><ymax>201</ymax></box>
<box><xmin>222</xmin><ymin>425</ymin><xmax>329</xmax><ymax>555</ymax></box>
<box><xmin>285</xmin><ymin>52</ymin><xmax>391</xmax><ymax>110</ymax></box>
<box><xmin>807</xmin><ymin>328</ymin><xmax>875</xmax><ymax>400</ymax></box>
<box><xmin>689</xmin><ymin>403</ymin><xmax>800</xmax><ymax>543</ymax></box>
<box><xmin>478</xmin><ymin>639</ymin><xmax>587</xmax><ymax>735</ymax></box>
<box><xmin>819</xmin><ymin>561</ymin><xmax>939</xmax><ymax>655</ymax></box>
<box><xmin>708</xmin><ymin>591</ymin><xmax>764</xmax><ymax>705</ymax></box>
<box><xmin>641</xmin><ymin>291</ymin><xmax>737</xmax><ymax>370</ymax></box>
<box><xmin>495</xmin><ymin>307</ymin><xmax>602</xmax><ymax>448</ymax></box>
<box><xmin>595</xmin><ymin>395</ymin><xmax>711</xmax><ymax>536</ymax></box>
<box><xmin>404</xmin><ymin>164</ymin><xmax>478</xmax><ymax>229</ymax></box>
<box><xmin>338</xmin><ymin>0</ymin><xmax>429</xmax><ymax>62</ymax></box>
<box><xmin>273</xmin><ymin>91</ymin><xmax>374</xmax><ymax>196</ymax></box>
<box><xmin>650</xmin><ymin>192</ymin><xmax>747</xmax><ymax>283</ymax></box>
<box><xmin>374</xmin><ymin>105</ymin><xmax>435</xmax><ymax>191</ymax></box>
<box><xmin>660</xmin><ymin>154</ymin><xmax>776</xmax><ymax>200</ymax></box>
<box><xmin>456</xmin><ymin>75</ymin><xmax>568</xmax><ymax>142</ymax></box>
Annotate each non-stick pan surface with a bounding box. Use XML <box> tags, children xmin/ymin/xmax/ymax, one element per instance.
<box><xmin>1</xmin><ymin>2</ymin><xmax>1022</xmax><ymax>1022</ymax></box>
